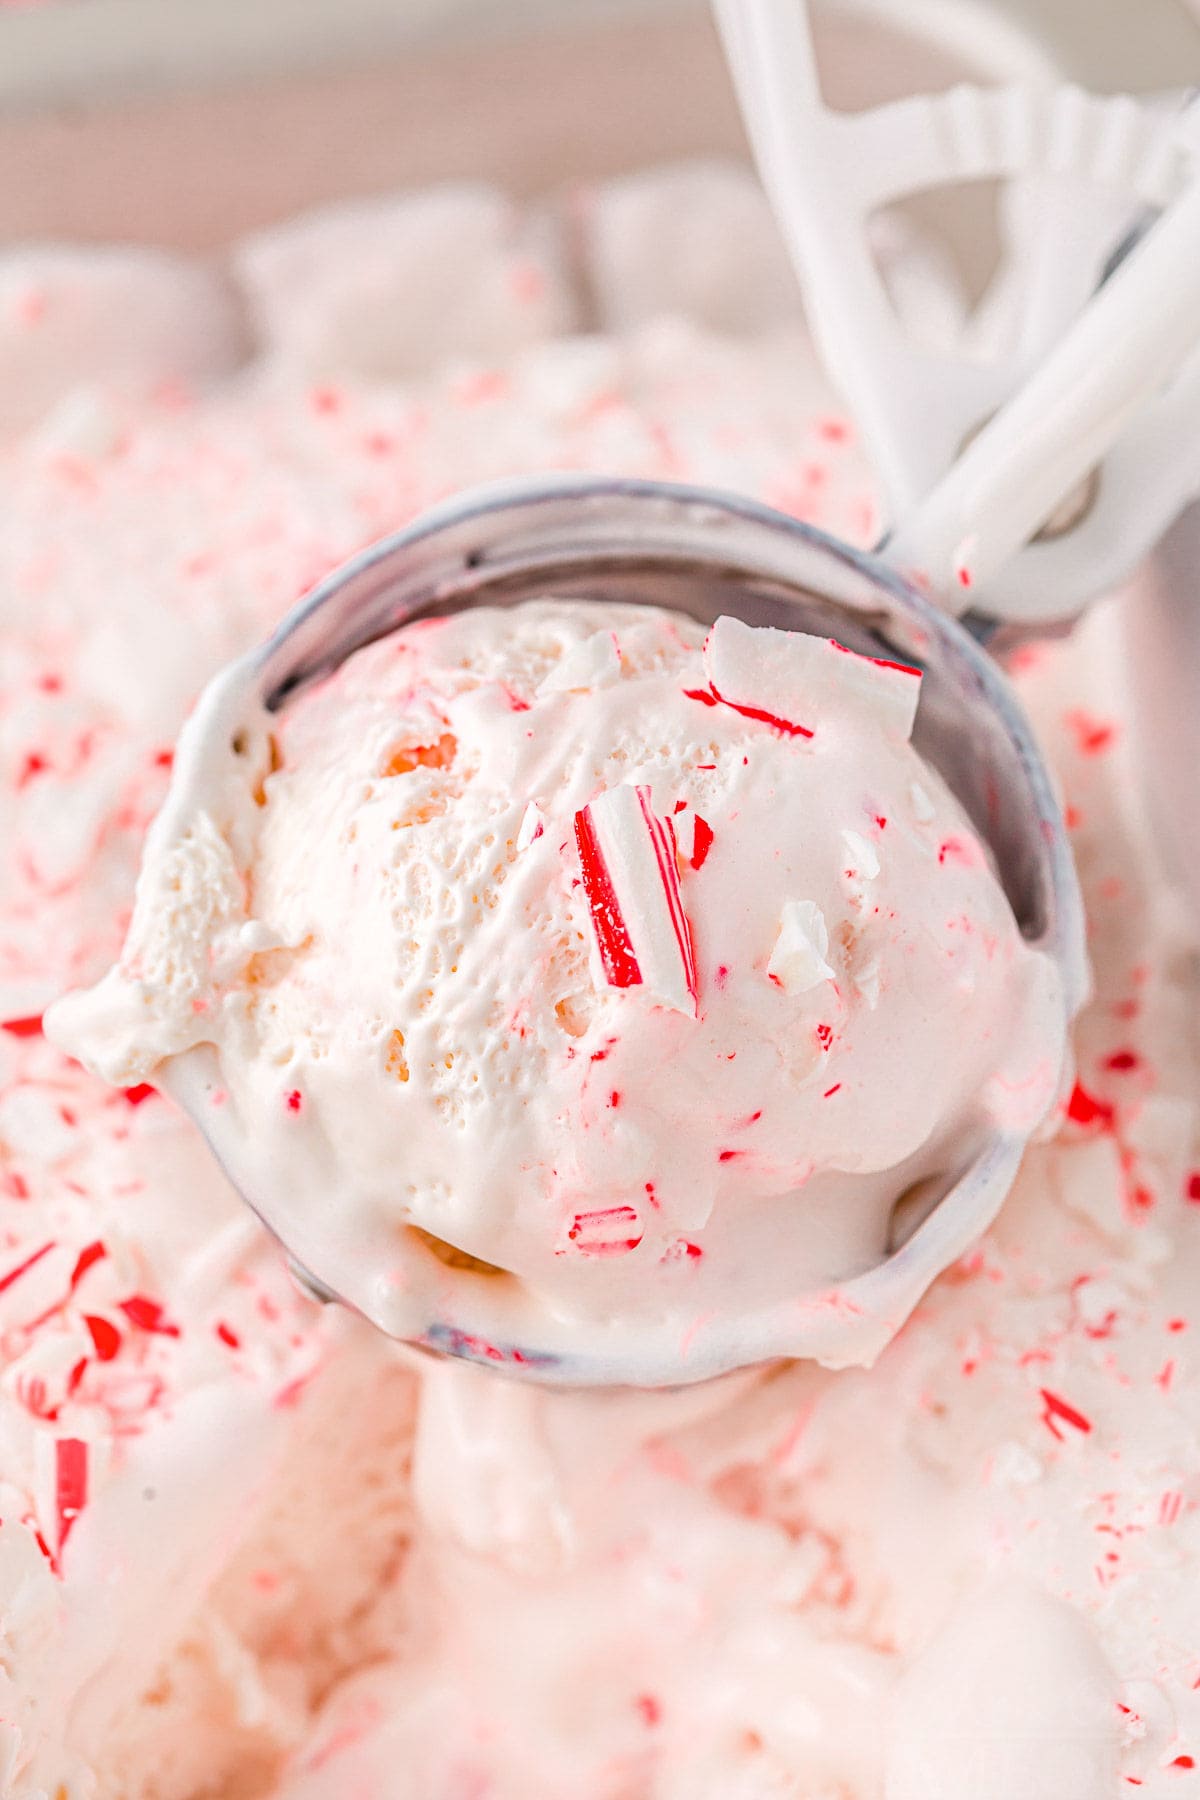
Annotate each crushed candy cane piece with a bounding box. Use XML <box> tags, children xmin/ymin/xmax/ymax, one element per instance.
<box><xmin>84</xmin><ymin>1314</ymin><xmax>122</xmax><ymax>1361</ymax></box>
<box><xmin>701</xmin><ymin>617</ymin><xmax>815</xmax><ymax>739</ymax></box>
<box><xmin>661</xmin><ymin>1238</ymin><xmax>703</xmax><ymax>1264</ymax></box>
<box><xmin>704</xmin><ymin>616</ymin><xmax>922</xmax><ymax>743</ymax></box>
<box><xmin>689</xmin><ymin>815</ymin><xmax>714</xmax><ymax>871</ymax></box>
<box><xmin>1040</xmin><ymin>1388</ymin><xmax>1092</xmax><ymax>1440</ymax></box>
<box><xmin>1067</xmin><ymin>1083</ymin><xmax>1115</xmax><ymax>1130</ymax></box>
<box><xmin>9</xmin><ymin>1324</ymin><xmax>93</xmax><ymax>1420</ymax></box>
<box><xmin>854</xmin><ymin>954</ymin><xmax>882</xmax><ymax>1009</ymax></box>
<box><xmin>767</xmin><ymin>901</ymin><xmax>835</xmax><ymax>994</ymax></box>
<box><xmin>538</xmin><ymin>629</ymin><xmax>621</xmax><ymax>695</ymax></box>
<box><xmin>35</xmin><ymin>1435</ymin><xmax>89</xmax><ymax>1565</ymax></box>
<box><xmin>515</xmin><ymin>802</ymin><xmax>545</xmax><ymax>852</ymax></box>
<box><xmin>0</xmin><ymin>1242</ymin><xmax>55</xmax><ymax>1297</ymax></box>
<box><xmin>574</xmin><ymin>803</ymin><xmax>641</xmax><ymax>991</ymax></box>
<box><xmin>672</xmin><ymin>807</ymin><xmax>715</xmax><ymax>871</ymax></box>
<box><xmin>118</xmin><ymin>1293</ymin><xmax>181</xmax><ymax>1337</ymax></box>
<box><xmin>69</xmin><ymin>1240</ymin><xmax>107</xmax><ymax>1291</ymax></box>
<box><xmin>841</xmin><ymin>829</ymin><xmax>881</xmax><ymax>882</ymax></box>
<box><xmin>0</xmin><ymin>1242</ymin><xmax>78</xmax><ymax>1331</ymax></box>
<box><xmin>1</xmin><ymin>1015</ymin><xmax>44</xmax><ymax>1038</ymax></box>
<box><xmin>575</xmin><ymin>785</ymin><xmax>698</xmax><ymax>1016</ymax></box>
<box><xmin>567</xmin><ymin>1204</ymin><xmax>644</xmax><ymax>1256</ymax></box>
<box><xmin>56</xmin><ymin>1438</ymin><xmax>88</xmax><ymax>1553</ymax></box>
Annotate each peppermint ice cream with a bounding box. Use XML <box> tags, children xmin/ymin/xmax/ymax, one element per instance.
<box><xmin>0</xmin><ymin>163</ymin><xmax>1197</xmax><ymax>1800</ymax></box>
<box><xmin>48</xmin><ymin>595</ymin><xmax>1065</xmax><ymax>1378</ymax></box>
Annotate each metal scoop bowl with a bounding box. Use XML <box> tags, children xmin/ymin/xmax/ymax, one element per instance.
<box><xmin>159</xmin><ymin>475</ymin><xmax>1086</xmax><ymax>1387</ymax></box>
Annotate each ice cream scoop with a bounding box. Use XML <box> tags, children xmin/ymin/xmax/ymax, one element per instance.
<box><xmin>46</xmin><ymin>477</ymin><xmax>1086</xmax><ymax>1386</ymax></box>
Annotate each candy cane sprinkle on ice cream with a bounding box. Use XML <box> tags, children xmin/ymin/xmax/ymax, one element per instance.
<box><xmin>575</xmin><ymin>783</ymin><xmax>698</xmax><ymax>1016</ymax></box>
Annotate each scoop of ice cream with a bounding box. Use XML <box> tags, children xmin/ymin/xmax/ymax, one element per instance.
<box><xmin>47</xmin><ymin>599</ymin><xmax>1065</xmax><ymax>1373</ymax></box>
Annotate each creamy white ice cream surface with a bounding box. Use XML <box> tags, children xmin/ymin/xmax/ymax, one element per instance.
<box><xmin>0</xmin><ymin>166</ymin><xmax>1196</xmax><ymax>1797</ymax></box>
<box><xmin>49</xmin><ymin>595</ymin><xmax>1065</xmax><ymax>1378</ymax></box>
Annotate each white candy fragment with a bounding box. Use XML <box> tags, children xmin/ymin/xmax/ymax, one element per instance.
<box><xmin>574</xmin><ymin>784</ymin><xmax>697</xmax><ymax>1016</ymax></box>
<box><xmin>702</xmin><ymin>616</ymin><xmax>817</xmax><ymax>738</ymax></box>
<box><xmin>672</xmin><ymin>805</ymin><xmax>696</xmax><ymax>865</ymax></box>
<box><xmin>702</xmin><ymin>616</ymin><xmax>922</xmax><ymax>741</ymax></box>
<box><xmin>767</xmin><ymin>900</ymin><xmax>835</xmax><ymax>994</ymax></box>
<box><xmin>826</xmin><ymin>640</ymin><xmax>923</xmax><ymax>740</ymax></box>
<box><xmin>854</xmin><ymin>954</ymin><xmax>883</xmax><ymax>1009</ymax></box>
<box><xmin>1071</xmin><ymin>1277</ymin><xmax>1126</xmax><ymax>1333</ymax></box>
<box><xmin>538</xmin><ymin>629</ymin><xmax>621</xmax><ymax>695</ymax></box>
<box><xmin>516</xmin><ymin>801</ymin><xmax>546</xmax><ymax>852</ymax></box>
<box><xmin>841</xmin><ymin>829</ymin><xmax>881</xmax><ymax>882</ymax></box>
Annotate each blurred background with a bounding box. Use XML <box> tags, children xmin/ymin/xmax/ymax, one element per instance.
<box><xmin>1</xmin><ymin>0</ymin><xmax>1198</xmax><ymax>247</ymax></box>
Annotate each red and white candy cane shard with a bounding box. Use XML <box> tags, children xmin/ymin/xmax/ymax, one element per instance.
<box><xmin>516</xmin><ymin>801</ymin><xmax>545</xmax><ymax>852</ymax></box>
<box><xmin>768</xmin><ymin>899</ymin><xmax>835</xmax><ymax>994</ymax></box>
<box><xmin>704</xmin><ymin>616</ymin><xmax>922</xmax><ymax>743</ymax></box>
<box><xmin>575</xmin><ymin>800</ymin><xmax>642</xmax><ymax>991</ymax></box>
<box><xmin>575</xmin><ymin>784</ymin><xmax>698</xmax><ymax>1015</ymax></box>
<box><xmin>675</xmin><ymin>808</ymin><xmax>715</xmax><ymax>872</ymax></box>
<box><xmin>690</xmin><ymin>815</ymin><xmax>715</xmax><ymax>870</ymax></box>
<box><xmin>828</xmin><ymin>639</ymin><xmax>922</xmax><ymax>740</ymax></box>
<box><xmin>0</xmin><ymin>1241</ymin><xmax>79</xmax><ymax>1333</ymax></box>
<box><xmin>55</xmin><ymin>1436</ymin><xmax>89</xmax><ymax>1557</ymax></box>
<box><xmin>568</xmin><ymin>1204</ymin><xmax>644</xmax><ymax>1256</ymax></box>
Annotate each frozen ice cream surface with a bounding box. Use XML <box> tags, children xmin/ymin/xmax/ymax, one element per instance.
<box><xmin>2</xmin><ymin>164</ymin><xmax>1198</xmax><ymax>1799</ymax></box>
<box><xmin>49</xmin><ymin>597</ymin><xmax>1064</xmax><ymax>1372</ymax></box>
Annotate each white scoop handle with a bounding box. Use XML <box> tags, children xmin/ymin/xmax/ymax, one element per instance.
<box><xmin>886</xmin><ymin>159</ymin><xmax>1200</xmax><ymax>600</ymax></box>
<box><xmin>715</xmin><ymin>0</ymin><xmax>1200</xmax><ymax>624</ymax></box>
